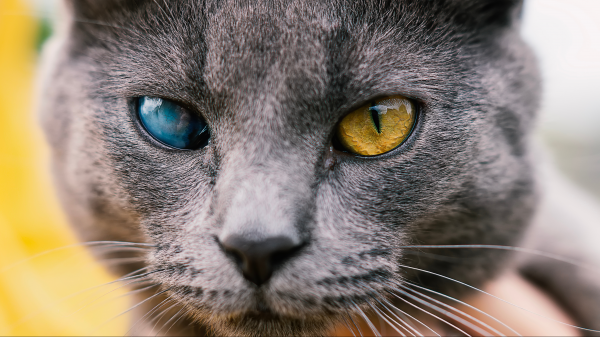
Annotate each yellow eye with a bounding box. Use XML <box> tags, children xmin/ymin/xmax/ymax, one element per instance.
<box><xmin>335</xmin><ymin>95</ymin><xmax>416</xmax><ymax>156</ymax></box>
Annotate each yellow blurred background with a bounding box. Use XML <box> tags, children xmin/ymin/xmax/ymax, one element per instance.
<box><xmin>0</xmin><ymin>0</ymin><xmax>128</xmax><ymax>334</ymax></box>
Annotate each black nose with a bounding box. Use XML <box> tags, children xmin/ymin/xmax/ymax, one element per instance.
<box><xmin>220</xmin><ymin>235</ymin><xmax>303</xmax><ymax>286</ymax></box>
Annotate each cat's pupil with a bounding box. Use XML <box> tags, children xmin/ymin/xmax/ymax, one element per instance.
<box><xmin>369</xmin><ymin>102</ymin><xmax>382</xmax><ymax>134</ymax></box>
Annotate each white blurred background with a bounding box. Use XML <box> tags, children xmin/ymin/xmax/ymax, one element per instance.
<box><xmin>523</xmin><ymin>0</ymin><xmax>600</xmax><ymax>197</ymax></box>
<box><xmin>27</xmin><ymin>0</ymin><xmax>600</xmax><ymax>196</ymax></box>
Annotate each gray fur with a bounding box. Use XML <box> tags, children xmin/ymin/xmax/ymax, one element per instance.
<box><xmin>37</xmin><ymin>0</ymin><xmax>599</xmax><ymax>335</ymax></box>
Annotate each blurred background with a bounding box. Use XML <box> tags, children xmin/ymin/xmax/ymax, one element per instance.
<box><xmin>0</xmin><ymin>0</ymin><xmax>129</xmax><ymax>335</ymax></box>
<box><xmin>0</xmin><ymin>0</ymin><xmax>598</xmax><ymax>335</ymax></box>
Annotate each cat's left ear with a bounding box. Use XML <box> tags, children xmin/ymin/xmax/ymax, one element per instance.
<box><xmin>451</xmin><ymin>0</ymin><xmax>524</xmax><ymax>30</ymax></box>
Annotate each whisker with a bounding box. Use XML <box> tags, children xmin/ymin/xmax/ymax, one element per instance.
<box><xmin>161</xmin><ymin>304</ymin><xmax>192</xmax><ymax>336</ymax></box>
<box><xmin>398</xmin><ymin>263</ymin><xmax>600</xmax><ymax>334</ymax></box>
<box><xmin>126</xmin><ymin>294</ymin><xmax>174</xmax><ymax>336</ymax></box>
<box><xmin>0</xmin><ymin>241</ymin><xmax>152</xmax><ymax>274</ymax></box>
<box><xmin>403</xmin><ymin>280</ymin><xmax>518</xmax><ymax>336</ymax></box>
<box><xmin>395</xmin><ymin>283</ymin><xmax>498</xmax><ymax>336</ymax></box>
<box><xmin>102</xmin><ymin>256</ymin><xmax>147</xmax><ymax>268</ymax></box>
<box><xmin>376</xmin><ymin>296</ymin><xmax>438</xmax><ymax>337</ymax></box>
<box><xmin>110</xmin><ymin>282</ymin><xmax>161</xmax><ymax>301</ymax></box>
<box><xmin>93</xmin><ymin>286</ymin><xmax>173</xmax><ymax>334</ymax></box>
<box><xmin>387</xmin><ymin>289</ymin><xmax>471</xmax><ymax>336</ymax></box>
<box><xmin>70</xmin><ymin>279</ymin><xmax>159</xmax><ymax>318</ymax></box>
<box><xmin>372</xmin><ymin>299</ymin><xmax>422</xmax><ymax>337</ymax></box>
<box><xmin>353</xmin><ymin>282</ymin><xmax>421</xmax><ymax>337</ymax></box>
<box><xmin>345</xmin><ymin>309</ymin><xmax>364</xmax><ymax>337</ymax></box>
<box><xmin>150</xmin><ymin>301</ymin><xmax>182</xmax><ymax>334</ymax></box>
<box><xmin>39</xmin><ymin>247</ymin><xmax>148</xmax><ymax>277</ymax></box>
<box><xmin>373</xmin><ymin>309</ymin><xmax>390</xmax><ymax>337</ymax></box>
<box><xmin>351</xmin><ymin>300</ymin><xmax>381</xmax><ymax>337</ymax></box>
<box><xmin>115</xmin><ymin>266</ymin><xmax>152</xmax><ymax>280</ymax></box>
<box><xmin>399</xmin><ymin>245</ymin><xmax>599</xmax><ymax>273</ymax></box>
<box><xmin>340</xmin><ymin>313</ymin><xmax>358</xmax><ymax>337</ymax></box>
<box><xmin>366</xmin><ymin>301</ymin><xmax>409</xmax><ymax>337</ymax></box>
<box><xmin>91</xmin><ymin>246</ymin><xmax>151</xmax><ymax>254</ymax></box>
<box><xmin>8</xmin><ymin>266</ymin><xmax>153</xmax><ymax>329</ymax></box>
<box><xmin>68</xmin><ymin>266</ymin><xmax>152</xmax><ymax>301</ymax></box>
<box><xmin>67</xmin><ymin>271</ymin><xmax>165</xmax><ymax>327</ymax></box>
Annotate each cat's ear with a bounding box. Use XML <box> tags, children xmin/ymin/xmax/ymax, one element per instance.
<box><xmin>450</xmin><ymin>0</ymin><xmax>524</xmax><ymax>30</ymax></box>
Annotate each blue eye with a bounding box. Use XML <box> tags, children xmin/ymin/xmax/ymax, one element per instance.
<box><xmin>137</xmin><ymin>96</ymin><xmax>209</xmax><ymax>149</ymax></box>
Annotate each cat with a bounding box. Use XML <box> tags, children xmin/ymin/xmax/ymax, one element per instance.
<box><xmin>37</xmin><ymin>0</ymin><xmax>600</xmax><ymax>335</ymax></box>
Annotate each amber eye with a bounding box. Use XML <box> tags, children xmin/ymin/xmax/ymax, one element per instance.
<box><xmin>334</xmin><ymin>95</ymin><xmax>416</xmax><ymax>156</ymax></box>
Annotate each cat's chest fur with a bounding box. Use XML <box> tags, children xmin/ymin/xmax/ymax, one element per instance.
<box><xmin>39</xmin><ymin>0</ymin><xmax>600</xmax><ymax>335</ymax></box>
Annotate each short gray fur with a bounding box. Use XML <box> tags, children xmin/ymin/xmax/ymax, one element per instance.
<box><xmin>38</xmin><ymin>0</ymin><xmax>600</xmax><ymax>335</ymax></box>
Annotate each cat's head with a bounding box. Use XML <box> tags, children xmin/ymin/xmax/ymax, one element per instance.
<box><xmin>40</xmin><ymin>0</ymin><xmax>539</xmax><ymax>335</ymax></box>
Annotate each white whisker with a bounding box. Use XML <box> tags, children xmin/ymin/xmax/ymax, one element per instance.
<box><xmin>354</xmin><ymin>282</ymin><xmax>423</xmax><ymax>336</ymax></box>
<box><xmin>397</xmin><ymin>263</ymin><xmax>600</xmax><ymax>334</ymax></box>
<box><xmin>395</xmin><ymin>283</ymin><xmax>498</xmax><ymax>336</ymax></box>
<box><xmin>372</xmin><ymin>297</ymin><xmax>426</xmax><ymax>337</ymax></box>
<box><xmin>340</xmin><ymin>313</ymin><xmax>358</xmax><ymax>337</ymax></box>
<box><xmin>345</xmin><ymin>309</ymin><xmax>364</xmax><ymax>337</ymax></box>
<box><xmin>92</xmin><ymin>287</ymin><xmax>173</xmax><ymax>334</ymax></box>
<box><xmin>109</xmin><ymin>282</ymin><xmax>161</xmax><ymax>301</ymax></box>
<box><xmin>0</xmin><ymin>241</ymin><xmax>152</xmax><ymax>274</ymax></box>
<box><xmin>351</xmin><ymin>300</ymin><xmax>381</xmax><ymax>337</ymax></box>
<box><xmin>150</xmin><ymin>301</ymin><xmax>182</xmax><ymax>334</ymax></box>
<box><xmin>366</xmin><ymin>301</ymin><xmax>410</xmax><ymax>337</ymax></box>
<box><xmin>71</xmin><ymin>279</ymin><xmax>160</xmax><ymax>318</ymax></box>
<box><xmin>387</xmin><ymin>289</ymin><xmax>471</xmax><ymax>336</ymax></box>
<box><xmin>403</xmin><ymin>280</ymin><xmax>518</xmax><ymax>336</ymax></box>
<box><xmin>102</xmin><ymin>256</ymin><xmax>147</xmax><ymax>268</ymax></box>
<box><xmin>161</xmin><ymin>304</ymin><xmax>191</xmax><ymax>336</ymax></box>
<box><xmin>8</xmin><ymin>266</ymin><xmax>153</xmax><ymax>330</ymax></box>
<box><xmin>399</xmin><ymin>245</ymin><xmax>599</xmax><ymax>274</ymax></box>
<box><xmin>127</xmin><ymin>294</ymin><xmax>174</xmax><ymax>336</ymax></box>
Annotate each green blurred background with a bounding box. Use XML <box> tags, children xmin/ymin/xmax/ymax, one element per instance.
<box><xmin>0</xmin><ymin>0</ymin><xmax>598</xmax><ymax>335</ymax></box>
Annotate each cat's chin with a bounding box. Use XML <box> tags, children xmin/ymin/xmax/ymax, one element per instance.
<box><xmin>205</xmin><ymin>311</ymin><xmax>338</xmax><ymax>337</ymax></box>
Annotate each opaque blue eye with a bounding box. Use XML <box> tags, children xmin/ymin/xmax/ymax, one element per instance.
<box><xmin>138</xmin><ymin>96</ymin><xmax>209</xmax><ymax>149</ymax></box>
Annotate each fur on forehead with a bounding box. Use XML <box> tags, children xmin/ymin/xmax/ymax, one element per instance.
<box><xmin>66</xmin><ymin>0</ymin><xmax>526</xmax><ymax>105</ymax></box>
<box><xmin>66</xmin><ymin>0</ymin><xmax>523</xmax><ymax>30</ymax></box>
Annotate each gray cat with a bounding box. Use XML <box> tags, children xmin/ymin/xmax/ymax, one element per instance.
<box><xmin>38</xmin><ymin>0</ymin><xmax>600</xmax><ymax>335</ymax></box>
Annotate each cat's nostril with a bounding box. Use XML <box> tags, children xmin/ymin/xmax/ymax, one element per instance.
<box><xmin>219</xmin><ymin>234</ymin><xmax>302</xmax><ymax>286</ymax></box>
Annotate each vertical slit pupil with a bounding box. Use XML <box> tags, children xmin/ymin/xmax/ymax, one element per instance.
<box><xmin>369</xmin><ymin>102</ymin><xmax>381</xmax><ymax>134</ymax></box>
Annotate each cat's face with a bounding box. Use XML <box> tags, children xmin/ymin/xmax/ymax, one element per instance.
<box><xmin>40</xmin><ymin>0</ymin><xmax>540</xmax><ymax>335</ymax></box>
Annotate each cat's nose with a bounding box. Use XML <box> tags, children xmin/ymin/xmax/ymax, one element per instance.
<box><xmin>219</xmin><ymin>234</ymin><xmax>303</xmax><ymax>286</ymax></box>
